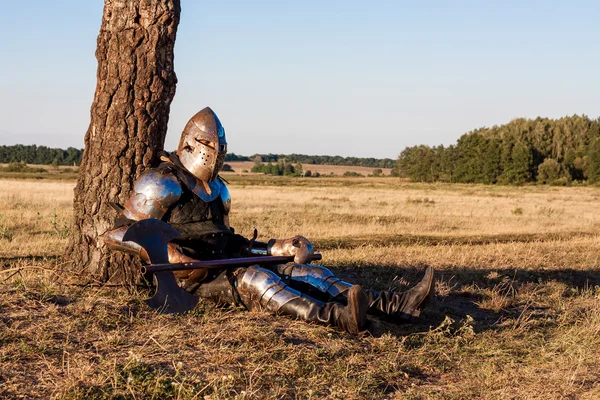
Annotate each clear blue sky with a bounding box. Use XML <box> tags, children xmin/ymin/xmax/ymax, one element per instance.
<box><xmin>0</xmin><ymin>1</ymin><xmax>598</xmax><ymax>158</ymax></box>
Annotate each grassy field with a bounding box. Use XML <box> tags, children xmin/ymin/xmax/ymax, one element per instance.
<box><xmin>0</xmin><ymin>164</ymin><xmax>79</xmax><ymax>181</ymax></box>
<box><xmin>0</xmin><ymin>162</ymin><xmax>392</xmax><ymax>178</ymax></box>
<box><xmin>223</xmin><ymin>161</ymin><xmax>392</xmax><ymax>176</ymax></box>
<box><xmin>1</xmin><ymin>177</ymin><xmax>600</xmax><ymax>399</ymax></box>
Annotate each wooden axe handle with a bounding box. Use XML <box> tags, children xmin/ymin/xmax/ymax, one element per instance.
<box><xmin>141</xmin><ymin>253</ymin><xmax>322</xmax><ymax>274</ymax></box>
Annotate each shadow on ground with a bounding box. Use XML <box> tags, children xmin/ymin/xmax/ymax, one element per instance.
<box><xmin>328</xmin><ymin>263</ymin><xmax>600</xmax><ymax>338</ymax></box>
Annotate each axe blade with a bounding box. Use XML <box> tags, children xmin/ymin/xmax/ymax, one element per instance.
<box><xmin>146</xmin><ymin>271</ymin><xmax>199</xmax><ymax>314</ymax></box>
<box><xmin>123</xmin><ymin>218</ymin><xmax>181</xmax><ymax>264</ymax></box>
<box><xmin>123</xmin><ymin>219</ymin><xmax>198</xmax><ymax>314</ymax></box>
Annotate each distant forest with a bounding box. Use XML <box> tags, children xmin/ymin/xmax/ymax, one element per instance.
<box><xmin>0</xmin><ymin>145</ymin><xmax>83</xmax><ymax>166</ymax></box>
<box><xmin>10</xmin><ymin>114</ymin><xmax>600</xmax><ymax>186</ymax></box>
<box><xmin>226</xmin><ymin>153</ymin><xmax>395</xmax><ymax>168</ymax></box>
<box><xmin>0</xmin><ymin>145</ymin><xmax>395</xmax><ymax>169</ymax></box>
<box><xmin>395</xmin><ymin>115</ymin><xmax>600</xmax><ymax>185</ymax></box>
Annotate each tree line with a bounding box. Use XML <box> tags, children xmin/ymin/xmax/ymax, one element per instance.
<box><xmin>227</xmin><ymin>153</ymin><xmax>395</xmax><ymax>168</ymax></box>
<box><xmin>394</xmin><ymin>115</ymin><xmax>600</xmax><ymax>185</ymax></box>
<box><xmin>0</xmin><ymin>145</ymin><xmax>83</xmax><ymax>166</ymax></box>
<box><xmin>250</xmin><ymin>160</ymin><xmax>305</xmax><ymax>177</ymax></box>
<box><xmin>0</xmin><ymin>145</ymin><xmax>394</xmax><ymax>169</ymax></box>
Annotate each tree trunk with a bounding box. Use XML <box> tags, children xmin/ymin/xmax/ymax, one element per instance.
<box><xmin>65</xmin><ymin>0</ymin><xmax>181</xmax><ymax>285</ymax></box>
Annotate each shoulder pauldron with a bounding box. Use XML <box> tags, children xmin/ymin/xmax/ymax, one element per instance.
<box><xmin>122</xmin><ymin>169</ymin><xmax>183</xmax><ymax>220</ymax></box>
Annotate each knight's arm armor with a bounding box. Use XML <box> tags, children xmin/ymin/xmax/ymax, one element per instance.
<box><xmin>226</xmin><ymin>234</ymin><xmax>313</xmax><ymax>263</ymax></box>
<box><xmin>238</xmin><ymin>235</ymin><xmax>315</xmax><ymax>263</ymax></box>
<box><xmin>269</xmin><ymin>236</ymin><xmax>315</xmax><ymax>264</ymax></box>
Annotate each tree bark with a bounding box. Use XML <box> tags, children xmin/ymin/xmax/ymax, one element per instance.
<box><xmin>65</xmin><ymin>0</ymin><xmax>181</xmax><ymax>285</ymax></box>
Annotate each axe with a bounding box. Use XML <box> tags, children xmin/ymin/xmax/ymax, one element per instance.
<box><xmin>123</xmin><ymin>218</ymin><xmax>322</xmax><ymax>314</ymax></box>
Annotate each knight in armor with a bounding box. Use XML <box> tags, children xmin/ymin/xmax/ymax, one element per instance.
<box><xmin>104</xmin><ymin>107</ymin><xmax>435</xmax><ymax>335</ymax></box>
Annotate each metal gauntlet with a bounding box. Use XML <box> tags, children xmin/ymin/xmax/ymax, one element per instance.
<box><xmin>267</xmin><ymin>236</ymin><xmax>314</xmax><ymax>264</ymax></box>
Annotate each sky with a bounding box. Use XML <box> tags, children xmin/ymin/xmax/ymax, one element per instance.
<box><xmin>0</xmin><ymin>1</ymin><xmax>598</xmax><ymax>158</ymax></box>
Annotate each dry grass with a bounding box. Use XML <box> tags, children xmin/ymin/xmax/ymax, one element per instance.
<box><xmin>0</xmin><ymin>163</ymin><xmax>77</xmax><ymax>171</ymax></box>
<box><xmin>223</xmin><ymin>161</ymin><xmax>392</xmax><ymax>176</ymax></box>
<box><xmin>229</xmin><ymin>181</ymin><xmax>600</xmax><ymax>239</ymax></box>
<box><xmin>1</xmin><ymin>177</ymin><xmax>600</xmax><ymax>399</ymax></box>
<box><xmin>0</xmin><ymin>164</ymin><xmax>79</xmax><ymax>181</ymax></box>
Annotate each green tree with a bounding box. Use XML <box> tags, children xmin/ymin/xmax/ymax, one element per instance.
<box><xmin>536</xmin><ymin>158</ymin><xmax>562</xmax><ymax>183</ymax></box>
<box><xmin>343</xmin><ymin>171</ymin><xmax>363</xmax><ymax>177</ymax></box>
<box><xmin>482</xmin><ymin>139</ymin><xmax>502</xmax><ymax>184</ymax></box>
<box><xmin>587</xmin><ymin>138</ymin><xmax>600</xmax><ymax>183</ymax></box>
<box><xmin>393</xmin><ymin>115</ymin><xmax>600</xmax><ymax>185</ymax></box>
<box><xmin>251</xmin><ymin>163</ymin><xmax>265</xmax><ymax>173</ymax></box>
<box><xmin>283</xmin><ymin>163</ymin><xmax>295</xmax><ymax>176</ymax></box>
<box><xmin>395</xmin><ymin>145</ymin><xmax>440</xmax><ymax>182</ymax></box>
<box><xmin>265</xmin><ymin>162</ymin><xmax>276</xmax><ymax>175</ymax></box>
<box><xmin>294</xmin><ymin>163</ymin><xmax>303</xmax><ymax>177</ymax></box>
<box><xmin>505</xmin><ymin>143</ymin><xmax>533</xmax><ymax>184</ymax></box>
<box><xmin>453</xmin><ymin>134</ymin><xmax>482</xmax><ymax>182</ymax></box>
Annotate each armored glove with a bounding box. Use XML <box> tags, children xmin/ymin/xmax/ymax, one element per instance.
<box><xmin>268</xmin><ymin>236</ymin><xmax>314</xmax><ymax>264</ymax></box>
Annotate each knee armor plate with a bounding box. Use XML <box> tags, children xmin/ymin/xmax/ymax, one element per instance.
<box><xmin>289</xmin><ymin>265</ymin><xmax>351</xmax><ymax>297</ymax></box>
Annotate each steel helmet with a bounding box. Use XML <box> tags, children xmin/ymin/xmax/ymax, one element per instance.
<box><xmin>177</xmin><ymin>107</ymin><xmax>227</xmax><ymax>182</ymax></box>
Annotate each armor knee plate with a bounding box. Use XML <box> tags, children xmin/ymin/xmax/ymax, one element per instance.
<box><xmin>289</xmin><ymin>264</ymin><xmax>352</xmax><ymax>297</ymax></box>
<box><xmin>237</xmin><ymin>266</ymin><xmax>303</xmax><ymax>312</ymax></box>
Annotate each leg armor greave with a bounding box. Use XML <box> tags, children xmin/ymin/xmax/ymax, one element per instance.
<box><xmin>275</xmin><ymin>264</ymin><xmax>352</xmax><ymax>299</ymax></box>
<box><xmin>236</xmin><ymin>266</ymin><xmax>368</xmax><ymax>334</ymax></box>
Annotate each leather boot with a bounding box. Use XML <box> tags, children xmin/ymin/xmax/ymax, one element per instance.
<box><xmin>278</xmin><ymin>285</ymin><xmax>370</xmax><ymax>335</ymax></box>
<box><xmin>365</xmin><ymin>266</ymin><xmax>434</xmax><ymax>322</ymax></box>
<box><xmin>191</xmin><ymin>269</ymin><xmax>237</xmax><ymax>305</ymax></box>
<box><xmin>277</xmin><ymin>263</ymin><xmax>435</xmax><ymax>322</ymax></box>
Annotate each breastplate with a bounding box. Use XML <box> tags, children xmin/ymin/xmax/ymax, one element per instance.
<box><xmin>166</xmin><ymin>191</ymin><xmax>211</xmax><ymax>224</ymax></box>
<box><xmin>164</xmin><ymin>187</ymin><xmax>231</xmax><ymax>259</ymax></box>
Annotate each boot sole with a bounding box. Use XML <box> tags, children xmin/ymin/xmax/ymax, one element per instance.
<box><xmin>410</xmin><ymin>267</ymin><xmax>435</xmax><ymax>317</ymax></box>
<box><xmin>347</xmin><ymin>285</ymin><xmax>370</xmax><ymax>333</ymax></box>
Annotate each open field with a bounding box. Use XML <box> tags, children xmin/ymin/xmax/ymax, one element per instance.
<box><xmin>0</xmin><ymin>162</ymin><xmax>392</xmax><ymax>178</ymax></box>
<box><xmin>0</xmin><ymin>164</ymin><xmax>79</xmax><ymax>180</ymax></box>
<box><xmin>223</xmin><ymin>161</ymin><xmax>392</xmax><ymax>176</ymax></box>
<box><xmin>1</xmin><ymin>177</ymin><xmax>600</xmax><ymax>399</ymax></box>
